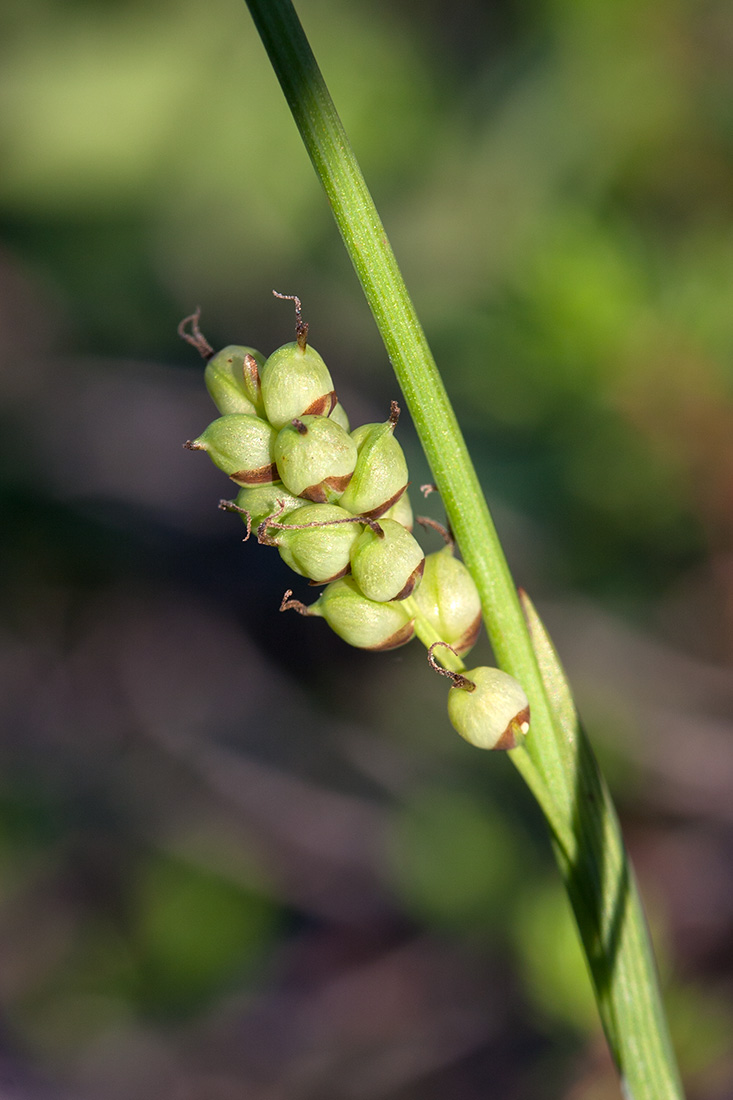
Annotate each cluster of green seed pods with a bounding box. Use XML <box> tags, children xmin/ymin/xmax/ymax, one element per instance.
<box><xmin>182</xmin><ymin>295</ymin><xmax>529</xmax><ymax>751</ymax></box>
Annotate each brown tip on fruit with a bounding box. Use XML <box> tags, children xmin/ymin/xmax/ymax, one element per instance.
<box><xmin>307</xmin><ymin>563</ymin><xmax>351</xmax><ymax>585</ymax></box>
<box><xmin>493</xmin><ymin>726</ymin><xmax>518</xmax><ymax>751</ymax></box>
<box><xmin>455</xmin><ymin>612</ymin><xmax>482</xmax><ymax>655</ymax></box>
<box><xmin>229</xmin><ymin>463</ymin><xmax>279</xmax><ymax>486</ymax></box>
<box><xmin>388</xmin><ymin>401</ymin><xmax>401</xmax><ymax>427</ymax></box>
<box><xmin>242</xmin><ymin>353</ymin><xmax>261</xmax><ymax>388</ymax></box>
<box><xmin>494</xmin><ymin>705</ymin><xmax>530</xmax><ymax>751</ymax></box>
<box><xmin>324</xmin><ymin>472</ymin><xmax>353</xmax><ymax>493</ymax></box>
<box><xmin>300</xmin><ymin>472</ymin><xmax>353</xmax><ymax>503</ymax></box>
<box><xmin>299</xmin><ymin>484</ymin><xmax>327</xmax><ymax>503</ymax></box>
<box><xmin>359</xmin><ymin>483</ymin><xmax>409</xmax><ymax>520</ymax></box>
<box><xmin>391</xmin><ymin>557</ymin><xmax>425</xmax><ymax>601</ymax></box>
<box><xmin>183</xmin><ymin>439</ymin><xmax>204</xmax><ymax>450</ymax></box>
<box><xmin>516</xmin><ymin>705</ymin><xmax>530</xmax><ymax>734</ymax></box>
<box><xmin>303</xmin><ymin>390</ymin><xmax>337</xmax><ymax>417</ymax></box>
<box><xmin>292</xmin><ymin>418</ymin><xmax>309</xmax><ymax>435</ymax></box>
<box><xmin>368</xmin><ymin>619</ymin><xmax>416</xmax><ymax>651</ymax></box>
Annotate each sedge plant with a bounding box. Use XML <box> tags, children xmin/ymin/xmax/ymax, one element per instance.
<box><xmin>182</xmin><ymin>2</ymin><xmax>686</xmax><ymax>1096</ymax></box>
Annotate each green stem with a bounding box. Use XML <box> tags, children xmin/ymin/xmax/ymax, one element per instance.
<box><xmin>244</xmin><ymin>2</ymin><xmax>684</xmax><ymax>1096</ymax></box>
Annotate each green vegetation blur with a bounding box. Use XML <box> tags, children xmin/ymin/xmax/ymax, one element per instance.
<box><xmin>2</xmin><ymin>0</ymin><xmax>733</xmax><ymax>1096</ymax></box>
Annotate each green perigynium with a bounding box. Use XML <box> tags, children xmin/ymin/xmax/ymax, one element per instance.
<box><xmin>274</xmin><ymin>414</ymin><xmax>357</xmax><ymax>502</ymax></box>
<box><xmin>286</xmin><ymin>576</ymin><xmax>415</xmax><ymax>650</ymax></box>
<box><xmin>427</xmin><ymin>644</ymin><xmax>530</xmax><ymax>750</ymax></box>
<box><xmin>412</xmin><ymin>545</ymin><xmax>482</xmax><ymax>656</ymax></box>
<box><xmin>381</xmin><ymin>489</ymin><xmax>414</xmax><ymax>531</ymax></box>
<box><xmin>338</xmin><ymin>402</ymin><xmax>409</xmax><ymax>518</ymax></box>
<box><xmin>261</xmin><ymin>341</ymin><xmax>336</xmax><ymax>428</ymax></box>
<box><xmin>205</xmin><ymin>345</ymin><xmax>266</xmax><ymax>416</ymax></box>
<box><xmin>263</xmin><ymin>503</ymin><xmax>363</xmax><ymax>583</ymax></box>
<box><xmin>260</xmin><ymin>292</ymin><xmax>337</xmax><ymax>428</ymax></box>
<box><xmin>329</xmin><ymin>401</ymin><xmax>350</xmax><ymax>433</ymax></box>
<box><xmin>447</xmin><ymin>665</ymin><xmax>530</xmax><ymax>750</ymax></box>
<box><xmin>349</xmin><ymin>517</ymin><xmax>424</xmax><ymax>602</ymax></box>
<box><xmin>184</xmin><ymin>413</ymin><xmax>278</xmax><ymax>485</ymax></box>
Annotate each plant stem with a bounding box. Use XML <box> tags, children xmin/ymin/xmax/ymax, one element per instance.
<box><xmin>244</xmin><ymin>2</ymin><xmax>684</xmax><ymax>1096</ymax></box>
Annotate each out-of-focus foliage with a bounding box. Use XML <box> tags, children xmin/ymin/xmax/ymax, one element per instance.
<box><xmin>2</xmin><ymin>0</ymin><xmax>733</xmax><ymax>1097</ymax></box>
<box><xmin>386</xmin><ymin>786</ymin><xmax>530</xmax><ymax>934</ymax></box>
<box><xmin>513</xmin><ymin>876</ymin><xmax>597</xmax><ymax>1033</ymax></box>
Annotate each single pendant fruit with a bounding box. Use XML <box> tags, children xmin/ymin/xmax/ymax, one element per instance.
<box><xmin>447</xmin><ymin>666</ymin><xmax>529</xmax><ymax>750</ymax></box>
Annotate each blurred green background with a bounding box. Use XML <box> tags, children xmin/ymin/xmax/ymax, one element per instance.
<box><xmin>2</xmin><ymin>0</ymin><xmax>733</xmax><ymax>1096</ymax></box>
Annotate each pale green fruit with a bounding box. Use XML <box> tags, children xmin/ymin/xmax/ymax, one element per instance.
<box><xmin>231</xmin><ymin>483</ymin><xmax>302</xmax><ymax>530</ymax></box>
<box><xmin>338</xmin><ymin>413</ymin><xmax>409</xmax><ymax>519</ymax></box>
<box><xmin>260</xmin><ymin>342</ymin><xmax>336</xmax><ymax>429</ymax></box>
<box><xmin>184</xmin><ymin>414</ymin><xmax>278</xmax><ymax>486</ymax></box>
<box><xmin>381</xmin><ymin>490</ymin><xmax>414</xmax><ymax>531</ymax></box>
<box><xmin>447</xmin><ymin>667</ymin><xmax>530</xmax><ymax>750</ymax></box>
<box><xmin>311</xmin><ymin>576</ymin><xmax>415</xmax><ymax>650</ymax></box>
<box><xmin>269</xmin><ymin>504</ymin><xmax>362</xmax><ymax>583</ymax></box>
<box><xmin>274</xmin><ymin>415</ymin><xmax>357</xmax><ymax>503</ymax></box>
<box><xmin>350</xmin><ymin>519</ymin><xmax>425</xmax><ymax>602</ymax></box>
<box><xmin>329</xmin><ymin>402</ymin><xmax>350</xmax><ymax>433</ymax></box>
<box><xmin>204</xmin><ymin>345</ymin><xmax>266</xmax><ymax>416</ymax></box>
<box><xmin>412</xmin><ymin>546</ymin><xmax>482</xmax><ymax>656</ymax></box>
